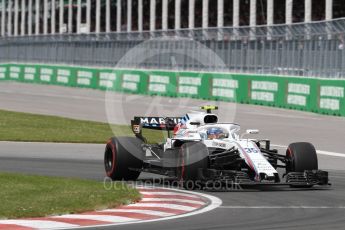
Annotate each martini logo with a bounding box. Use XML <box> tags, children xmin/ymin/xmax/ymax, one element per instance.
<box><xmin>140</xmin><ymin>117</ymin><xmax>167</xmax><ymax>124</ymax></box>
<box><xmin>138</xmin><ymin>117</ymin><xmax>182</xmax><ymax>125</ymax></box>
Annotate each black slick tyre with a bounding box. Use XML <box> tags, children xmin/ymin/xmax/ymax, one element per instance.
<box><xmin>286</xmin><ymin>142</ymin><xmax>318</xmax><ymax>188</ymax></box>
<box><xmin>104</xmin><ymin>137</ymin><xmax>143</xmax><ymax>181</ymax></box>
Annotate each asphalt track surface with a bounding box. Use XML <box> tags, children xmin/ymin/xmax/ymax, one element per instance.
<box><xmin>1</xmin><ymin>82</ymin><xmax>345</xmax><ymax>230</ymax></box>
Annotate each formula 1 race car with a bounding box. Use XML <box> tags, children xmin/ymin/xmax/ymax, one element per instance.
<box><xmin>104</xmin><ymin>106</ymin><xmax>330</xmax><ymax>189</ymax></box>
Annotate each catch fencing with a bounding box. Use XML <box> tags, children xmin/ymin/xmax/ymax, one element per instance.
<box><xmin>1</xmin><ymin>18</ymin><xmax>345</xmax><ymax>78</ymax></box>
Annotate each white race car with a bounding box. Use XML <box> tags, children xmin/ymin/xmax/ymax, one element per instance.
<box><xmin>104</xmin><ymin>106</ymin><xmax>330</xmax><ymax>189</ymax></box>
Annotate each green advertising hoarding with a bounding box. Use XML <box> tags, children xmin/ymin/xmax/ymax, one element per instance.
<box><xmin>1</xmin><ymin>63</ymin><xmax>344</xmax><ymax>117</ymax></box>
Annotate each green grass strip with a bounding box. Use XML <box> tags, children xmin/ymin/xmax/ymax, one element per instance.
<box><xmin>0</xmin><ymin>109</ymin><xmax>168</xmax><ymax>143</ymax></box>
<box><xmin>0</xmin><ymin>172</ymin><xmax>141</xmax><ymax>219</ymax></box>
<box><xmin>0</xmin><ymin>109</ymin><xmax>127</xmax><ymax>143</ymax></box>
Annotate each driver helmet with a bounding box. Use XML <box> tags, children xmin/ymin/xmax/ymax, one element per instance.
<box><xmin>207</xmin><ymin>127</ymin><xmax>227</xmax><ymax>140</ymax></box>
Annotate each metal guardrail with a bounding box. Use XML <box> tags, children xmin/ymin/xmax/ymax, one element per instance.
<box><xmin>1</xmin><ymin>18</ymin><xmax>345</xmax><ymax>78</ymax></box>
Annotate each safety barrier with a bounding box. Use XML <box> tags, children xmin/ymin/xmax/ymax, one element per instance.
<box><xmin>0</xmin><ymin>63</ymin><xmax>344</xmax><ymax>116</ymax></box>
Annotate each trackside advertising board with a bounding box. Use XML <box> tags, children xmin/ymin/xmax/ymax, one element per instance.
<box><xmin>1</xmin><ymin>63</ymin><xmax>344</xmax><ymax>116</ymax></box>
<box><xmin>98</xmin><ymin>70</ymin><xmax>118</xmax><ymax>90</ymax></box>
<box><xmin>177</xmin><ymin>72</ymin><xmax>207</xmax><ymax>99</ymax></box>
<box><xmin>22</xmin><ymin>65</ymin><xmax>39</xmax><ymax>82</ymax></box>
<box><xmin>317</xmin><ymin>80</ymin><xmax>345</xmax><ymax>116</ymax></box>
<box><xmin>39</xmin><ymin>67</ymin><xmax>55</xmax><ymax>84</ymax></box>
<box><xmin>55</xmin><ymin>67</ymin><xmax>76</xmax><ymax>86</ymax></box>
<box><xmin>210</xmin><ymin>75</ymin><xmax>239</xmax><ymax>102</ymax></box>
<box><xmin>9</xmin><ymin>65</ymin><xmax>22</xmax><ymax>80</ymax></box>
<box><xmin>119</xmin><ymin>70</ymin><xmax>147</xmax><ymax>94</ymax></box>
<box><xmin>0</xmin><ymin>64</ymin><xmax>8</xmax><ymax>80</ymax></box>
<box><xmin>147</xmin><ymin>73</ymin><xmax>176</xmax><ymax>97</ymax></box>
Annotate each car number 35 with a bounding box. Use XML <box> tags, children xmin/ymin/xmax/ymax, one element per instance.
<box><xmin>244</xmin><ymin>148</ymin><xmax>259</xmax><ymax>153</ymax></box>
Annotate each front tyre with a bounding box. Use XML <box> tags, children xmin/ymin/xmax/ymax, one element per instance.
<box><xmin>286</xmin><ymin>142</ymin><xmax>318</xmax><ymax>188</ymax></box>
<box><xmin>104</xmin><ymin>137</ymin><xmax>143</xmax><ymax>181</ymax></box>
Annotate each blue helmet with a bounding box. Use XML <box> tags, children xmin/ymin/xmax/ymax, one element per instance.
<box><xmin>206</xmin><ymin>127</ymin><xmax>229</xmax><ymax>140</ymax></box>
<box><xmin>207</xmin><ymin>127</ymin><xmax>223</xmax><ymax>135</ymax></box>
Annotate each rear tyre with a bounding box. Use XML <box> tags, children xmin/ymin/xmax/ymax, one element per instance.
<box><xmin>177</xmin><ymin>142</ymin><xmax>209</xmax><ymax>190</ymax></box>
<box><xmin>104</xmin><ymin>137</ymin><xmax>143</xmax><ymax>181</ymax></box>
<box><xmin>286</xmin><ymin>142</ymin><xmax>318</xmax><ymax>188</ymax></box>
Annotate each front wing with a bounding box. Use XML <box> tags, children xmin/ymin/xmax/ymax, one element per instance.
<box><xmin>198</xmin><ymin>169</ymin><xmax>330</xmax><ymax>187</ymax></box>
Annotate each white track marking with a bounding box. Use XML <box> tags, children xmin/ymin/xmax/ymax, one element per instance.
<box><xmin>141</xmin><ymin>198</ymin><xmax>205</xmax><ymax>205</ymax></box>
<box><xmin>99</xmin><ymin>209</ymin><xmax>174</xmax><ymax>217</ymax></box>
<box><xmin>317</xmin><ymin>150</ymin><xmax>345</xmax><ymax>158</ymax></box>
<box><xmin>140</xmin><ymin>191</ymin><xmax>200</xmax><ymax>198</ymax></box>
<box><xmin>271</xmin><ymin>144</ymin><xmax>345</xmax><ymax>158</ymax></box>
<box><xmin>54</xmin><ymin>214</ymin><xmax>138</xmax><ymax>222</ymax></box>
<box><xmin>127</xmin><ymin>203</ymin><xmax>196</xmax><ymax>211</ymax></box>
<box><xmin>220</xmin><ymin>206</ymin><xmax>345</xmax><ymax>209</ymax></box>
<box><xmin>0</xmin><ymin>220</ymin><xmax>78</xmax><ymax>229</ymax></box>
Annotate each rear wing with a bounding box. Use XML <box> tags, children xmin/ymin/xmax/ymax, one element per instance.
<box><xmin>131</xmin><ymin>117</ymin><xmax>182</xmax><ymax>140</ymax></box>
